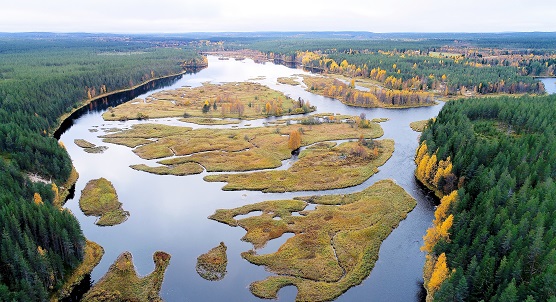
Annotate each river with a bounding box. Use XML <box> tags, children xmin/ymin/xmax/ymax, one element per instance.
<box><xmin>59</xmin><ymin>56</ymin><xmax>444</xmax><ymax>301</ymax></box>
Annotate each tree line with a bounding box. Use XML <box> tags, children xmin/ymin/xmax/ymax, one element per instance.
<box><xmin>416</xmin><ymin>95</ymin><xmax>556</xmax><ymax>301</ymax></box>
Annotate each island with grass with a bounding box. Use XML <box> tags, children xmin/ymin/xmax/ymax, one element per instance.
<box><xmin>209</xmin><ymin>179</ymin><xmax>416</xmax><ymax>301</ymax></box>
<box><xmin>79</xmin><ymin>178</ymin><xmax>129</xmax><ymax>226</ymax></box>
<box><xmin>101</xmin><ymin>115</ymin><xmax>385</xmax><ymax>181</ymax></box>
<box><xmin>196</xmin><ymin>242</ymin><xmax>228</xmax><ymax>281</ymax></box>
<box><xmin>102</xmin><ymin>82</ymin><xmax>314</xmax><ymax>122</ymax></box>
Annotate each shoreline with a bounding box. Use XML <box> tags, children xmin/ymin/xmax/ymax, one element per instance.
<box><xmin>51</xmin><ymin>62</ymin><xmax>207</xmax><ymax>298</ymax></box>
<box><xmin>52</xmin><ymin>63</ymin><xmax>207</xmax><ymax>138</ymax></box>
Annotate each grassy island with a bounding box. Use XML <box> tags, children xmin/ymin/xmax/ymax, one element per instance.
<box><xmin>79</xmin><ymin>178</ymin><xmax>129</xmax><ymax>226</ymax></box>
<box><xmin>102</xmin><ymin>82</ymin><xmax>315</xmax><ymax>122</ymax></box>
<box><xmin>209</xmin><ymin>179</ymin><xmax>416</xmax><ymax>301</ymax></box>
<box><xmin>205</xmin><ymin>139</ymin><xmax>394</xmax><ymax>192</ymax></box>
<box><xmin>277</xmin><ymin>77</ymin><xmax>301</xmax><ymax>86</ymax></box>
<box><xmin>82</xmin><ymin>251</ymin><xmax>171</xmax><ymax>302</ymax></box>
<box><xmin>102</xmin><ymin>117</ymin><xmax>384</xmax><ymax>178</ymax></box>
<box><xmin>196</xmin><ymin>242</ymin><xmax>228</xmax><ymax>281</ymax></box>
<box><xmin>74</xmin><ymin>139</ymin><xmax>108</xmax><ymax>153</ymax></box>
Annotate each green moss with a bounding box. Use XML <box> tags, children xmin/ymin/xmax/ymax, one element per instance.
<box><xmin>196</xmin><ymin>242</ymin><xmax>228</xmax><ymax>281</ymax></box>
<box><xmin>210</xmin><ymin>180</ymin><xmax>416</xmax><ymax>301</ymax></box>
<box><xmin>79</xmin><ymin>178</ymin><xmax>129</xmax><ymax>226</ymax></box>
<box><xmin>82</xmin><ymin>251</ymin><xmax>171</xmax><ymax>302</ymax></box>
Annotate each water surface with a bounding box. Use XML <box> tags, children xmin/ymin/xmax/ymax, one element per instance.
<box><xmin>60</xmin><ymin>56</ymin><xmax>443</xmax><ymax>301</ymax></box>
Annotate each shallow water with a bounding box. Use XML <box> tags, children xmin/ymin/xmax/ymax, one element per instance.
<box><xmin>60</xmin><ymin>56</ymin><xmax>444</xmax><ymax>301</ymax></box>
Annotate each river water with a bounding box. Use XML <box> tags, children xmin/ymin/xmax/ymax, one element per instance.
<box><xmin>59</xmin><ymin>56</ymin><xmax>444</xmax><ymax>301</ymax></box>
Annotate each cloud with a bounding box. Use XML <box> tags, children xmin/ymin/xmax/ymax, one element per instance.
<box><xmin>0</xmin><ymin>0</ymin><xmax>554</xmax><ymax>33</ymax></box>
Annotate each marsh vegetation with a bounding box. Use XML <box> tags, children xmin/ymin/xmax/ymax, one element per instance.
<box><xmin>210</xmin><ymin>180</ymin><xmax>416</xmax><ymax>301</ymax></box>
<box><xmin>82</xmin><ymin>251</ymin><xmax>171</xmax><ymax>302</ymax></box>
<box><xmin>102</xmin><ymin>82</ymin><xmax>315</xmax><ymax>122</ymax></box>
<box><xmin>79</xmin><ymin>178</ymin><xmax>129</xmax><ymax>226</ymax></box>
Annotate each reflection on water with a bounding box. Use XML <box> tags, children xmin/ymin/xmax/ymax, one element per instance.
<box><xmin>60</xmin><ymin>56</ymin><xmax>443</xmax><ymax>301</ymax></box>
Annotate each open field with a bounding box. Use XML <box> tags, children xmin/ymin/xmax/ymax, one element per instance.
<box><xmin>209</xmin><ymin>179</ymin><xmax>416</xmax><ymax>301</ymax></box>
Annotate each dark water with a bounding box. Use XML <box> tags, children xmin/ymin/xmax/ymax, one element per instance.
<box><xmin>60</xmin><ymin>56</ymin><xmax>444</xmax><ymax>301</ymax></box>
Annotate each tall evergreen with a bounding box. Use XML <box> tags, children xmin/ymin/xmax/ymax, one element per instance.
<box><xmin>419</xmin><ymin>95</ymin><xmax>556</xmax><ymax>301</ymax></box>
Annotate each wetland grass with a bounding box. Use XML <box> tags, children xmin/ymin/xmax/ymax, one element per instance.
<box><xmin>196</xmin><ymin>242</ymin><xmax>228</xmax><ymax>281</ymax></box>
<box><xmin>102</xmin><ymin>119</ymin><xmax>384</xmax><ymax>177</ymax></box>
<box><xmin>79</xmin><ymin>178</ymin><xmax>129</xmax><ymax>226</ymax></box>
<box><xmin>209</xmin><ymin>180</ymin><xmax>416</xmax><ymax>301</ymax></box>
<box><xmin>204</xmin><ymin>139</ymin><xmax>394</xmax><ymax>192</ymax></box>
<box><xmin>82</xmin><ymin>251</ymin><xmax>171</xmax><ymax>302</ymax></box>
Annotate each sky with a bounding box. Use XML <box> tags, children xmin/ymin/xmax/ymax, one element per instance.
<box><xmin>0</xmin><ymin>0</ymin><xmax>555</xmax><ymax>33</ymax></box>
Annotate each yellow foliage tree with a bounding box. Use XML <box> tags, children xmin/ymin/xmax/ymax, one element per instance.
<box><xmin>434</xmin><ymin>191</ymin><xmax>458</xmax><ymax>224</ymax></box>
<box><xmin>417</xmin><ymin>153</ymin><xmax>430</xmax><ymax>180</ymax></box>
<box><xmin>34</xmin><ymin>193</ymin><xmax>43</xmax><ymax>205</ymax></box>
<box><xmin>415</xmin><ymin>141</ymin><xmax>428</xmax><ymax>163</ymax></box>
<box><xmin>288</xmin><ymin>130</ymin><xmax>302</xmax><ymax>150</ymax></box>
<box><xmin>425</xmin><ymin>154</ymin><xmax>437</xmax><ymax>182</ymax></box>
<box><xmin>428</xmin><ymin>253</ymin><xmax>450</xmax><ymax>294</ymax></box>
<box><xmin>51</xmin><ymin>183</ymin><xmax>59</xmax><ymax>205</ymax></box>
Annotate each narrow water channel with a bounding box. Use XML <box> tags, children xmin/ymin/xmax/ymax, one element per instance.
<box><xmin>59</xmin><ymin>56</ymin><xmax>444</xmax><ymax>301</ymax></box>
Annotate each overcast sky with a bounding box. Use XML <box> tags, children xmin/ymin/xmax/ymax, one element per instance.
<box><xmin>1</xmin><ymin>0</ymin><xmax>555</xmax><ymax>33</ymax></box>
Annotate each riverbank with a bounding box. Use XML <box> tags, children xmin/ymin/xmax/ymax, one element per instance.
<box><xmin>53</xmin><ymin>64</ymin><xmax>207</xmax><ymax>138</ymax></box>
